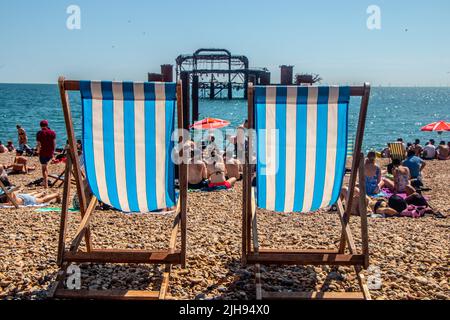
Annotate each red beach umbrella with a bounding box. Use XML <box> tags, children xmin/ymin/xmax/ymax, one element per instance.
<box><xmin>189</xmin><ymin>118</ymin><xmax>230</xmax><ymax>130</ymax></box>
<box><xmin>421</xmin><ymin>121</ymin><xmax>450</xmax><ymax>134</ymax></box>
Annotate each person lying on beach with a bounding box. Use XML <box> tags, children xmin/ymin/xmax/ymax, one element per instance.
<box><xmin>188</xmin><ymin>149</ymin><xmax>208</xmax><ymax>190</ymax></box>
<box><xmin>381</xmin><ymin>159</ymin><xmax>415</xmax><ymax>196</ymax></box>
<box><xmin>223</xmin><ymin>152</ymin><xmax>242</xmax><ymax>180</ymax></box>
<box><xmin>436</xmin><ymin>141</ymin><xmax>449</xmax><ymax>160</ymax></box>
<box><xmin>364</xmin><ymin>151</ymin><xmax>382</xmax><ymax>196</ymax></box>
<box><xmin>208</xmin><ymin>161</ymin><xmax>236</xmax><ymax>190</ymax></box>
<box><xmin>0</xmin><ymin>190</ymin><xmax>60</xmax><ymax>206</ymax></box>
<box><xmin>7</xmin><ymin>150</ymin><xmax>36</xmax><ymax>174</ymax></box>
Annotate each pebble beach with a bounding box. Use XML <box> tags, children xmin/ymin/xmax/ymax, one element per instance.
<box><xmin>0</xmin><ymin>153</ymin><xmax>448</xmax><ymax>300</ymax></box>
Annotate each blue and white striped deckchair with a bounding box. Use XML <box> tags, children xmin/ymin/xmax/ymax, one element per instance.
<box><xmin>254</xmin><ymin>86</ymin><xmax>350</xmax><ymax>213</ymax></box>
<box><xmin>80</xmin><ymin>81</ymin><xmax>176</xmax><ymax>213</ymax></box>
<box><xmin>243</xmin><ymin>83</ymin><xmax>372</xmax><ymax>300</ymax></box>
<box><xmin>53</xmin><ymin>77</ymin><xmax>187</xmax><ymax>300</ymax></box>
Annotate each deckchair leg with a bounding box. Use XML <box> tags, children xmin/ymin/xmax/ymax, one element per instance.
<box><xmin>57</xmin><ymin>158</ymin><xmax>72</xmax><ymax>266</ymax></box>
<box><xmin>159</xmin><ymin>212</ymin><xmax>181</xmax><ymax>299</ymax></box>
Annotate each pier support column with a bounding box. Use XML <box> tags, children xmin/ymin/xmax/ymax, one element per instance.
<box><xmin>180</xmin><ymin>72</ymin><xmax>190</xmax><ymax>129</ymax></box>
<box><xmin>192</xmin><ymin>75</ymin><xmax>199</xmax><ymax>123</ymax></box>
<box><xmin>209</xmin><ymin>81</ymin><xmax>215</xmax><ymax>100</ymax></box>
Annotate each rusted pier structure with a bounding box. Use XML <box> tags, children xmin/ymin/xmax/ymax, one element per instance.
<box><xmin>176</xmin><ymin>48</ymin><xmax>269</xmax><ymax>101</ymax></box>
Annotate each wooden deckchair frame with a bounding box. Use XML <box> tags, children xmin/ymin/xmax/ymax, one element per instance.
<box><xmin>0</xmin><ymin>179</ymin><xmax>19</xmax><ymax>208</ymax></box>
<box><xmin>49</xmin><ymin>77</ymin><xmax>187</xmax><ymax>300</ymax></box>
<box><xmin>242</xmin><ymin>83</ymin><xmax>372</xmax><ymax>300</ymax></box>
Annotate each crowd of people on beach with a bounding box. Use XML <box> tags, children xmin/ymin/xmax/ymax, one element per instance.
<box><xmin>0</xmin><ymin>118</ymin><xmax>448</xmax><ymax>216</ymax></box>
<box><xmin>381</xmin><ymin>138</ymin><xmax>450</xmax><ymax>161</ymax></box>
<box><xmin>185</xmin><ymin>121</ymin><xmax>247</xmax><ymax>191</ymax></box>
<box><xmin>344</xmin><ymin>137</ymin><xmax>448</xmax><ymax>219</ymax></box>
<box><xmin>0</xmin><ymin>120</ymin><xmax>60</xmax><ymax>206</ymax></box>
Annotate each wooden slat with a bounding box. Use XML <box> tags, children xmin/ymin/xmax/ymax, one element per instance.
<box><xmin>246</xmin><ymin>253</ymin><xmax>365</xmax><ymax>266</ymax></box>
<box><xmin>69</xmin><ymin>196</ymin><xmax>98</xmax><ymax>252</ymax></box>
<box><xmin>262</xmin><ymin>290</ymin><xmax>365</xmax><ymax>300</ymax></box>
<box><xmin>63</xmin><ymin>250</ymin><xmax>182</xmax><ymax>264</ymax></box>
<box><xmin>358</xmin><ymin>153</ymin><xmax>370</xmax><ymax>269</ymax></box>
<box><xmin>343</xmin><ymin>83</ymin><xmax>371</xmax><ymax>219</ymax></box>
<box><xmin>54</xmin><ymin>289</ymin><xmax>160</xmax><ymax>300</ymax></box>
<box><xmin>259</xmin><ymin>248</ymin><xmax>339</xmax><ymax>254</ymax></box>
<box><xmin>57</xmin><ymin>158</ymin><xmax>72</xmax><ymax>266</ymax></box>
<box><xmin>159</xmin><ymin>212</ymin><xmax>180</xmax><ymax>299</ymax></box>
<box><xmin>176</xmin><ymin>80</ymin><xmax>188</xmax><ymax>269</ymax></box>
<box><xmin>58</xmin><ymin>77</ymin><xmax>92</xmax><ymax>252</ymax></box>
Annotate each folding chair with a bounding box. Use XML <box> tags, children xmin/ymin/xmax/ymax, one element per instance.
<box><xmin>388</xmin><ymin>142</ymin><xmax>406</xmax><ymax>162</ymax></box>
<box><xmin>50</xmin><ymin>77</ymin><xmax>187</xmax><ymax>300</ymax></box>
<box><xmin>242</xmin><ymin>83</ymin><xmax>372</xmax><ymax>300</ymax></box>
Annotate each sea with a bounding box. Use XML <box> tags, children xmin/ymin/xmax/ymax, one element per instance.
<box><xmin>0</xmin><ymin>84</ymin><xmax>449</xmax><ymax>152</ymax></box>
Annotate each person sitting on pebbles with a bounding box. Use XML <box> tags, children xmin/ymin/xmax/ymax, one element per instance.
<box><xmin>208</xmin><ymin>161</ymin><xmax>237</xmax><ymax>190</ymax></box>
<box><xmin>223</xmin><ymin>151</ymin><xmax>242</xmax><ymax>180</ymax></box>
<box><xmin>381</xmin><ymin>159</ymin><xmax>416</xmax><ymax>195</ymax></box>
<box><xmin>6</xmin><ymin>150</ymin><xmax>36</xmax><ymax>174</ymax></box>
<box><xmin>0</xmin><ymin>190</ymin><xmax>60</xmax><ymax>206</ymax></box>
<box><xmin>188</xmin><ymin>148</ymin><xmax>208</xmax><ymax>190</ymax></box>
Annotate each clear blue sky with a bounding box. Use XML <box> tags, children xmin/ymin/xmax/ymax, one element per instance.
<box><xmin>1</xmin><ymin>0</ymin><xmax>449</xmax><ymax>86</ymax></box>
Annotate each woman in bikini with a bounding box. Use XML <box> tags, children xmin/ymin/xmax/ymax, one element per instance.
<box><xmin>208</xmin><ymin>161</ymin><xmax>237</xmax><ymax>189</ymax></box>
<box><xmin>364</xmin><ymin>151</ymin><xmax>382</xmax><ymax>196</ymax></box>
<box><xmin>382</xmin><ymin>159</ymin><xmax>415</xmax><ymax>195</ymax></box>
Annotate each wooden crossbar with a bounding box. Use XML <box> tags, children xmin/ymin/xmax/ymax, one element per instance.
<box><xmin>246</xmin><ymin>253</ymin><xmax>366</xmax><ymax>266</ymax></box>
<box><xmin>54</xmin><ymin>289</ymin><xmax>161</xmax><ymax>300</ymax></box>
<box><xmin>261</xmin><ymin>291</ymin><xmax>365</xmax><ymax>300</ymax></box>
<box><xmin>63</xmin><ymin>250</ymin><xmax>182</xmax><ymax>264</ymax></box>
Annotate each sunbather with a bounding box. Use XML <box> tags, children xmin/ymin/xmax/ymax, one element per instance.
<box><xmin>437</xmin><ymin>141</ymin><xmax>449</xmax><ymax>160</ymax></box>
<box><xmin>208</xmin><ymin>161</ymin><xmax>236</xmax><ymax>189</ymax></box>
<box><xmin>340</xmin><ymin>185</ymin><xmax>370</xmax><ymax>216</ymax></box>
<box><xmin>381</xmin><ymin>159</ymin><xmax>415</xmax><ymax>195</ymax></box>
<box><xmin>188</xmin><ymin>149</ymin><xmax>208</xmax><ymax>189</ymax></box>
<box><xmin>7</xmin><ymin>150</ymin><xmax>36</xmax><ymax>174</ymax></box>
<box><xmin>364</xmin><ymin>151</ymin><xmax>382</xmax><ymax>196</ymax></box>
<box><xmin>223</xmin><ymin>151</ymin><xmax>242</xmax><ymax>180</ymax></box>
<box><xmin>205</xmin><ymin>150</ymin><xmax>224</xmax><ymax>177</ymax></box>
<box><xmin>0</xmin><ymin>190</ymin><xmax>60</xmax><ymax>206</ymax></box>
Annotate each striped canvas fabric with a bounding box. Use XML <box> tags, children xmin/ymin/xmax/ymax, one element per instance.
<box><xmin>80</xmin><ymin>81</ymin><xmax>177</xmax><ymax>213</ymax></box>
<box><xmin>255</xmin><ymin>86</ymin><xmax>350</xmax><ymax>213</ymax></box>
<box><xmin>388</xmin><ymin>142</ymin><xmax>406</xmax><ymax>161</ymax></box>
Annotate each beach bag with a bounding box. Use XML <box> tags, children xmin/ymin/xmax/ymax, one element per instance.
<box><xmin>388</xmin><ymin>195</ymin><xmax>407</xmax><ymax>213</ymax></box>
